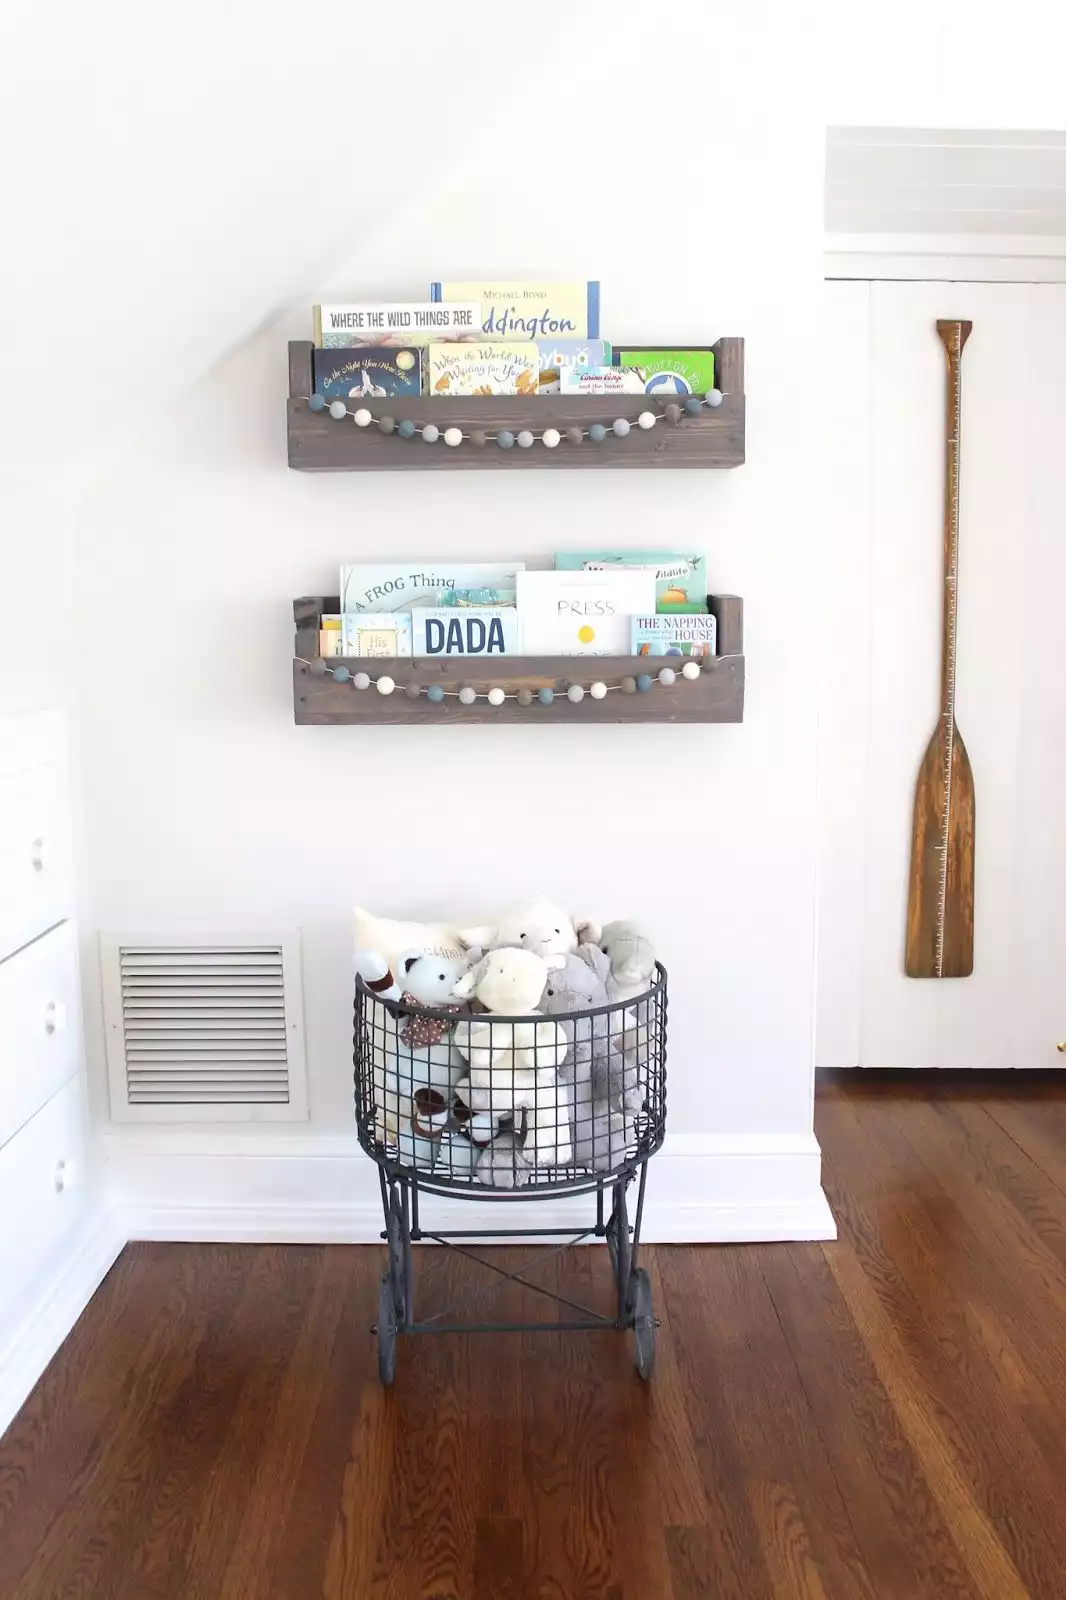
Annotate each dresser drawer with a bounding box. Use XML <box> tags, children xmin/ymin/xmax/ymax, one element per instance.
<box><xmin>0</xmin><ymin>749</ymin><xmax>74</xmax><ymax>964</ymax></box>
<box><xmin>0</xmin><ymin>922</ymin><xmax>81</xmax><ymax>1150</ymax></box>
<box><xmin>0</xmin><ymin>1077</ymin><xmax>85</xmax><ymax>1311</ymax></box>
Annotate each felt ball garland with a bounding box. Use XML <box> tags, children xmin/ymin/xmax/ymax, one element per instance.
<box><xmin>303</xmin><ymin>387</ymin><xmax>725</xmax><ymax>449</ymax></box>
<box><xmin>299</xmin><ymin>653</ymin><xmax>720</xmax><ymax>708</ymax></box>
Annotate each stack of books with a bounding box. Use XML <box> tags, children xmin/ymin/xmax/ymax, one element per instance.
<box><xmin>310</xmin><ymin>282</ymin><xmax>716</xmax><ymax>400</ymax></box>
<box><xmin>317</xmin><ymin>553</ymin><xmax>715</xmax><ymax>661</ymax></box>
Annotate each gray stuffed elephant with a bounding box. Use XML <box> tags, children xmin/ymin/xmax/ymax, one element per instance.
<box><xmin>539</xmin><ymin>944</ymin><xmax>634</xmax><ymax>1168</ymax></box>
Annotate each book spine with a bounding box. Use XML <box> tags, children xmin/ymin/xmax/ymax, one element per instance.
<box><xmin>430</xmin><ymin>283</ymin><xmax>442</xmax><ymax>303</ymax></box>
<box><xmin>313</xmin><ymin>305</ymin><xmax>323</xmax><ymax>347</ymax></box>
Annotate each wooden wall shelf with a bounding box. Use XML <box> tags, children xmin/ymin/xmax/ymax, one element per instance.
<box><xmin>286</xmin><ymin>339</ymin><xmax>745</xmax><ymax>472</ymax></box>
<box><xmin>293</xmin><ymin>596</ymin><xmax>744</xmax><ymax>725</ymax></box>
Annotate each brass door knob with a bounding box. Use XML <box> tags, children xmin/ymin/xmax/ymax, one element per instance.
<box><xmin>1058</xmin><ymin>1042</ymin><xmax>1066</xmax><ymax>1054</ymax></box>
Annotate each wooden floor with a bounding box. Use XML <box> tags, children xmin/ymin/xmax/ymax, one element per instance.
<box><xmin>4</xmin><ymin>1073</ymin><xmax>1066</xmax><ymax>1599</ymax></box>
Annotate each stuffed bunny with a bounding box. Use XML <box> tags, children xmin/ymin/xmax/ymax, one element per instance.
<box><xmin>599</xmin><ymin>921</ymin><xmax>657</xmax><ymax>1002</ymax></box>
<box><xmin>458</xmin><ymin>896</ymin><xmax>601</xmax><ymax>963</ymax></box>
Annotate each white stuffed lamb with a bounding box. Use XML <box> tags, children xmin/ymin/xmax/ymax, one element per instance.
<box><xmin>453</xmin><ymin>947</ymin><xmax>573</xmax><ymax>1167</ymax></box>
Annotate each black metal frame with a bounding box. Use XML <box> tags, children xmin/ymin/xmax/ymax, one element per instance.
<box><xmin>353</xmin><ymin>964</ymin><xmax>667</xmax><ymax>1382</ymax></box>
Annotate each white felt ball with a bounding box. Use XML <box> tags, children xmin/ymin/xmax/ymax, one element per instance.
<box><xmin>328</xmin><ymin>400</ymin><xmax>347</xmax><ymax>420</ymax></box>
<box><xmin>487</xmin><ymin>687</ymin><xmax>506</xmax><ymax>706</ymax></box>
<box><xmin>567</xmin><ymin>684</ymin><xmax>585</xmax><ymax>703</ymax></box>
<box><xmin>353</xmin><ymin>408</ymin><xmax>372</xmax><ymax>428</ymax></box>
<box><xmin>444</xmin><ymin>427</ymin><xmax>463</xmax><ymax>447</ymax></box>
<box><xmin>542</xmin><ymin>428</ymin><xmax>560</xmax><ymax>449</ymax></box>
<box><xmin>352</xmin><ymin>672</ymin><xmax>371</xmax><ymax>690</ymax></box>
<box><xmin>516</xmin><ymin>430</ymin><xmax>534</xmax><ymax>449</ymax></box>
<box><xmin>590</xmin><ymin>681</ymin><xmax>608</xmax><ymax>700</ymax></box>
<box><xmin>422</xmin><ymin>423</ymin><xmax>440</xmax><ymax>443</ymax></box>
<box><xmin>458</xmin><ymin>686</ymin><xmax>478</xmax><ymax>706</ymax></box>
<box><xmin>637</xmin><ymin>411</ymin><xmax>656</xmax><ymax>430</ymax></box>
<box><xmin>658</xmin><ymin>666</ymin><xmax>677</xmax><ymax>686</ymax></box>
<box><xmin>682</xmin><ymin>660</ymin><xmax>701</xmax><ymax>681</ymax></box>
<box><xmin>376</xmin><ymin>676</ymin><xmax>395</xmax><ymax>696</ymax></box>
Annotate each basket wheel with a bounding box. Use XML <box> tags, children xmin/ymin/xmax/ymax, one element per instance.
<box><xmin>630</xmin><ymin>1267</ymin><xmax>656</xmax><ymax>1381</ymax></box>
<box><xmin>605</xmin><ymin>1185</ymin><xmax>632</xmax><ymax>1309</ymax></box>
<box><xmin>386</xmin><ymin>1191</ymin><xmax>406</xmax><ymax>1320</ymax></box>
<box><xmin>377</xmin><ymin>1273</ymin><xmax>397</xmax><ymax>1386</ymax></box>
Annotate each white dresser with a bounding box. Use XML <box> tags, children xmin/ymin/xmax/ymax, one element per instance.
<box><xmin>0</xmin><ymin>713</ymin><xmax>86</xmax><ymax>1317</ymax></box>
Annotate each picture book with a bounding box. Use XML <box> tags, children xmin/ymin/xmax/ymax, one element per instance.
<box><xmin>319</xmin><ymin>614</ymin><xmax>342</xmax><ymax>658</ymax></box>
<box><xmin>557</xmin><ymin>366</ymin><xmax>645</xmax><ymax>395</ymax></box>
<box><xmin>631</xmin><ymin>615</ymin><xmax>717</xmax><ymax>658</ymax></box>
<box><xmin>611</xmin><ymin>347</ymin><xmax>716</xmax><ymax>396</ymax></box>
<box><xmin>438</xmin><ymin>587</ymin><xmax>516</xmax><ymax>608</ymax></box>
<box><xmin>342</xmin><ymin>613</ymin><xmax>413</xmax><ymax>657</ymax></box>
<box><xmin>536</xmin><ymin>339</ymin><xmax>610</xmax><ymax>392</ymax></box>
<box><xmin>431</xmin><ymin>282</ymin><xmax>600</xmax><ymax>340</ymax></box>
<box><xmin>412</xmin><ymin>607</ymin><xmax>519</xmax><ymax>658</ymax></box>
<box><xmin>555</xmin><ymin>551</ymin><xmax>708</xmax><ymax>614</ymax></box>
<box><xmin>516</xmin><ymin>570</ymin><xmax>656</xmax><ymax>656</ymax></box>
<box><xmin>340</xmin><ymin>563</ymin><xmax>526</xmax><ymax>615</ymax></box>
<box><xmin>428</xmin><ymin>343</ymin><xmax>539</xmax><ymax>396</ymax></box>
<box><xmin>313</xmin><ymin>347</ymin><xmax>422</xmax><ymax>399</ymax></box>
<box><xmin>314</xmin><ymin>302</ymin><xmax>481</xmax><ymax>348</ymax></box>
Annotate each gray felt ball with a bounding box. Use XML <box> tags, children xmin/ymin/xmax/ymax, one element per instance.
<box><xmin>470</xmin><ymin>429</ymin><xmax>488</xmax><ymax>447</ymax></box>
<box><xmin>378</xmin><ymin>415</ymin><xmax>396</xmax><ymax>433</ymax></box>
<box><xmin>516</xmin><ymin>430</ymin><xmax>534</xmax><ymax>449</ymax></box>
<box><xmin>621</xmin><ymin>676</ymin><xmax>637</xmax><ymax>694</ymax></box>
<box><xmin>612</xmin><ymin>418</ymin><xmax>631</xmax><ymax>438</ymax></box>
<box><xmin>665</xmin><ymin>403</ymin><xmax>682</xmax><ymax>426</ymax></box>
<box><xmin>421</xmin><ymin>422</ymin><xmax>439</xmax><ymax>443</ymax></box>
<box><xmin>566</xmin><ymin>427</ymin><xmax>583</xmax><ymax>446</ymax></box>
<box><xmin>516</xmin><ymin>688</ymin><xmax>534</xmax><ymax>706</ymax></box>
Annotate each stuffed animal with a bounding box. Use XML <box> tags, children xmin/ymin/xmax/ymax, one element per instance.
<box><xmin>599</xmin><ymin>921</ymin><xmax>657</xmax><ymax>1002</ymax></box>
<box><xmin>394</xmin><ymin>948</ymin><xmax>469</xmax><ymax>1046</ymax></box>
<box><xmin>354</xmin><ymin>948</ymin><xmax>402</xmax><ymax>1002</ymax></box>
<box><xmin>458</xmin><ymin>896</ymin><xmax>601</xmax><ymax>963</ymax></box>
<box><xmin>476</xmin><ymin>1131</ymin><xmax>531</xmax><ymax>1189</ymax></box>
<box><xmin>453</xmin><ymin>947</ymin><xmax>572</xmax><ymax>1166</ymax></box>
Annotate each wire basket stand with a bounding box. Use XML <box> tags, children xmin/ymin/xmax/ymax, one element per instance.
<box><xmin>354</xmin><ymin>962</ymin><xmax>668</xmax><ymax>1383</ymax></box>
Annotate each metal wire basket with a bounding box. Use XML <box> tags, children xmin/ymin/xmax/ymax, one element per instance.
<box><xmin>354</xmin><ymin>963</ymin><xmax>667</xmax><ymax>1196</ymax></box>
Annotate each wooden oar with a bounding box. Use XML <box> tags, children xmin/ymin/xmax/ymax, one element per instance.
<box><xmin>905</xmin><ymin>319</ymin><xmax>976</xmax><ymax>979</ymax></box>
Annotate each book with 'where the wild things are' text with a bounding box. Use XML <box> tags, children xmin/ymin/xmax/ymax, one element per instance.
<box><xmin>314</xmin><ymin>302</ymin><xmax>482</xmax><ymax>347</ymax></box>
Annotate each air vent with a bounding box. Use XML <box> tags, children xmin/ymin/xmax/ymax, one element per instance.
<box><xmin>101</xmin><ymin>931</ymin><xmax>308</xmax><ymax>1122</ymax></box>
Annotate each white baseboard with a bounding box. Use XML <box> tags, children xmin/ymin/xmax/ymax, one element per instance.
<box><xmin>103</xmin><ymin>1130</ymin><xmax>837</xmax><ymax>1246</ymax></box>
<box><xmin>0</xmin><ymin>1204</ymin><xmax>125</xmax><ymax>1438</ymax></box>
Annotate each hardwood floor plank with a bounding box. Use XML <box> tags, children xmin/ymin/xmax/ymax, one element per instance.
<box><xmin>985</xmin><ymin>1096</ymin><xmax>1066</xmax><ymax>1198</ymax></box>
<box><xmin>760</xmin><ymin>1243</ymin><xmax>978</xmax><ymax>1599</ymax></box>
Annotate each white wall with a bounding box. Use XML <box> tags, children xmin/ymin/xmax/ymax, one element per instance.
<box><xmin>74</xmin><ymin>7</ymin><xmax>833</xmax><ymax>1235</ymax></box>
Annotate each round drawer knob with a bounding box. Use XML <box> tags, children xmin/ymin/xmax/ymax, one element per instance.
<box><xmin>30</xmin><ymin>836</ymin><xmax>48</xmax><ymax>873</ymax></box>
<box><xmin>45</xmin><ymin>1000</ymin><xmax>68</xmax><ymax>1036</ymax></box>
<box><xmin>1057</xmin><ymin>1042</ymin><xmax>1066</xmax><ymax>1054</ymax></box>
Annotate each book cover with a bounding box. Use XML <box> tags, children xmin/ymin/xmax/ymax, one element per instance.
<box><xmin>438</xmin><ymin>587</ymin><xmax>516</xmax><ymax>608</ymax></box>
<box><xmin>340</xmin><ymin>563</ymin><xmax>526</xmax><ymax>615</ymax></box>
<box><xmin>516</xmin><ymin>570</ymin><xmax>656</xmax><ymax>656</ymax></box>
<box><xmin>412</xmin><ymin>607</ymin><xmax>519</xmax><ymax>658</ymax></box>
<box><xmin>431</xmin><ymin>282</ymin><xmax>600</xmax><ymax>340</ymax></box>
<box><xmin>631</xmin><ymin>615</ymin><xmax>717</xmax><ymax>657</ymax></box>
<box><xmin>319</xmin><ymin>614</ymin><xmax>343</xmax><ymax>658</ymax></box>
<box><xmin>611</xmin><ymin>346</ymin><xmax>716</xmax><ymax>396</ymax></box>
<box><xmin>428</xmin><ymin>343</ymin><xmax>539</xmax><ymax>396</ymax></box>
<box><xmin>313</xmin><ymin>347</ymin><xmax>422</xmax><ymax>399</ymax></box>
<box><xmin>342</xmin><ymin>613</ymin><xmax>413</xmax><ymax>657</ymax></box>
<box><xmin>555</xmin><ymin>551</ymin><xmax>708</xmax><ymax>614</ymax></box>
<box><xmin>314</xmin><ymin>302</ymin><xmax>481</xmax><ymax>348</ymax></box>
<box><xmin>535</xmin><ymin>339</ymin><xmax>610</xmax><ymax>392</ymax></box>
<box><xmin>557</xmin><ymin>366</ymin><xmax>646</xmax><ymax>395</ymax></box>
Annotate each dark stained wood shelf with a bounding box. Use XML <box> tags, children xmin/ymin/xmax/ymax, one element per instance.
<box><xmin>286</xmin><ymin>339</ymin><xmax>745</xmax><ymax>471</ymax></box>
<box><xmin>293</xmin><ymin>596</ymin><xmax>744</xmax><ymax>725</ymax></box>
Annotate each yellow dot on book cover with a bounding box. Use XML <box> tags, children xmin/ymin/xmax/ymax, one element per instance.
<box><xmin>396</xmin><ymin>350</ymin><xmax>415</xmax><ymax>370</ymax></box>
<box><xmin>577</xmin><ymin>624</ymin><xmax>595</xmax><ymax>644</ymax></box>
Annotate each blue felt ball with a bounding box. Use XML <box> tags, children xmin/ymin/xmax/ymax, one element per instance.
<box><xmin>332</xmin><ymin>665</ymin><xmax>351</xmax><ymax>683</ymax></box>
<box><xmin>588</xmin><ymin>423</ymin><xmax>607</xmax><ymax>443</ymax></box>
<box><xmin>705</xmin><ymin>387</ymin><xmax>723</xmax><ymax>407</ymax></box>
<box><xmin>636</xmin><ymin>673</ymin><xmax>653</xmax><ymax>692</ymax></box>
<box><xmin>426</xmin><ymin>684</ymin><xmax>445</xmax><ymax>703</ymax></box>
<box><xmin>496</xmin><ymin>430</ymin><xmax>515</xmax><ymax>449</ymax></box>
<box><xmin>684</xmin><ymin>396</ymin><xmax>702</xmax><ymax>416</ymax></box>
<box><xmin>537</xmin><ymin>686</ymin><xmax>554</xmax><ymax>705</ymax></box>
<box><xmin>397</xmin><ymin>419</ymin><xmax>416</xmax><ymax>438</ymax></box>
<box><xmin>308</xmin><ymin>394</ymin><xmax>326</xmax><ymax>412</ymax></box>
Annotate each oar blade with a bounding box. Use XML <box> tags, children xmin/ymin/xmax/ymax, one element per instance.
<box><xmin>905</xmin><ymin>725</ymin><xmax>975</xmax><ymax>978</ymax></box>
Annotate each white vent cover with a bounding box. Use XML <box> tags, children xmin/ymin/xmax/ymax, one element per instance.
<box><xmin>101</xmin><ymin>931</ymin><xmax>308</xmax><ymax>1122</ymax></box>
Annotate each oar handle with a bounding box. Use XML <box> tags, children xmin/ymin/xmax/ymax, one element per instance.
<box><xmin>935</xmin><ymin>320</ymin><xmax>972</xmax><ymax>723</ymax></box>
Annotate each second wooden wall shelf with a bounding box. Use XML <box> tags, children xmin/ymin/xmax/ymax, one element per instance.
<box><xmin>293</xmin><ymin>596</ymin><xmax>745</xmax><ymax>725</ymax></box>
<box><xmin>287</xmin><ymin>339</ymin><xmax>745</xmax><ymax>472</ymax></box>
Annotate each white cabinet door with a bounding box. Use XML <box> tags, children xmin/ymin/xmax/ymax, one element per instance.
<box><xmin>817</xmin><ymin>280</ymin><xmax>1066</xmax><ymax>1068</ymax></box>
